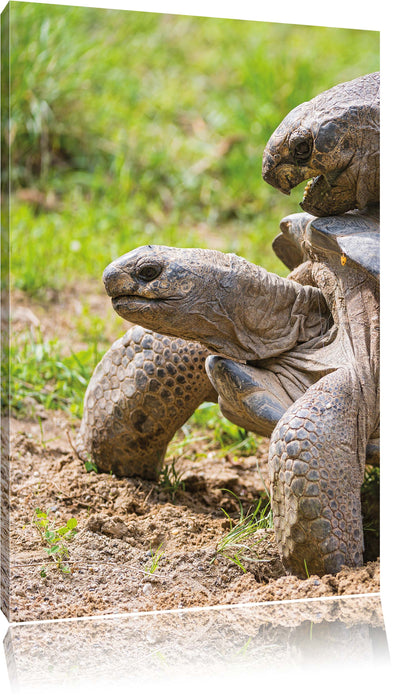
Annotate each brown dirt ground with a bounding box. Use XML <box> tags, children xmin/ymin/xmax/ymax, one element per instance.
<box><xmin>5</xmin><ymin>288</ymin><xmax>380</xmax><ymax>623</ymax></box>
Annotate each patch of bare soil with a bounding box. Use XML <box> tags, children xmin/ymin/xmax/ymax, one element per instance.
<box><xmin>6</xmin><ymin>412</ymin><xmax>379</xmax><ymax>623</ymax></box>
<box><xmin>5</xmin><ymin>287</ymin><xmax>380</xmax><ymax>623</ymax></box>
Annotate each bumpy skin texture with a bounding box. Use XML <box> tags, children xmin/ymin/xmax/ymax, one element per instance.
<box><xmin>77</xmin><ymin>227</ymin><xmax>379</xmax><ymax>578</ymax></box>
<box><xmin>77</xmin><ymin>246</ymin><xmax>332</xmax><ymax>475</ymax></box>
<box><xmin>77</xmin><ymin>75</ymin><xmax>379</xmax><ymax>577</ymax></box>
<box><xmin>76</xmin><ymin>326</ymin><xmax>216</xmax><ymax>478</ymax></box>
<box><xmin>268</xmin><ymin>223</ymin><xmax>379</xmax><ymax>576</ymax></box>
<box><xmin>270</xmin><ymin>368</ymin><xmax>367</xmax><ymax>575</ymax></box>
<box><xmin>262</xmin><ymin>72</ymin><xmax>380</xmax><ymax>216</ymax></box>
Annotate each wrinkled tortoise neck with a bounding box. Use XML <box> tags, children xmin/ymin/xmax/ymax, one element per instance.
<box><xmin>216</xmin><ymin>258</ymin><xmax>333</xmax><ymax>361</ymax></box>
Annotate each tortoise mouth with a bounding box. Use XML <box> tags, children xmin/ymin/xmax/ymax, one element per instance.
<box><xmin>111</xmin><ymin>294</ymin><xmax>159</xmax><ymax>311</ymax></box>
<box><xmin>299</xmin><ymin>172</ymin><xmax>347</xmax><ymax>216</ymax></box>
<box><xmin>262</xmin><ymin>160</ymin><xmax>310</xmax><ymax>195</ymax></box>
<box><xmin>302</xmin><ymin>175</ymin><xmax>319</xmax><ymax>198</ymax></box>
<box><xmin>301</xmin><ymin>174</ymin><xmax>330</xmax><ymax>204</ymax></box>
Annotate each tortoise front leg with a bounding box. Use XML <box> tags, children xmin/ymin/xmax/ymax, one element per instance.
<box><xmin>75</xmin><ymin>325</ymin><xmax>216</xmax><ymax>479</ymax></box>
<box><xmin>270</xmin><ymin>367</ymin><xmax>367</xmax><ymax>577</ymax></box>
<box><xmin>205</xmin><ymin>355</ymin><xmax>297</xmax><ymax>436</ymax></box>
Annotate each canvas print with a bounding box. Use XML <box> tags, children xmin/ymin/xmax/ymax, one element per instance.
<box><xmin>1</xmin><ymin>1</ymin><xmax>380</xmax><ymax>623</ymax></box>
<box><xmin>4</xmin><ymin>595</ymin><xmax>387</xmax><ymax>690</ymax></box>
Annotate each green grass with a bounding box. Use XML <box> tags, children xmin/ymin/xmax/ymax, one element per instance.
<box><xmin>4</xmin><ymin>4</ymin><xmax>379</xmax><ymax>430</ymax></box>
<box><xmin>163</xmin><ymin>402</ymin><xmax>259</xmax><ymax>461</ymax></box>
<box><xmin>5</xmin><ymin>329</ymin><xmax>102</xmax><ymax>418</ymax></box>
<box><xmin>7</xmin><ymin>3</ymin><xmax>379</xmax><ymax>297</ymax></box>
<box><xmin>213</xmin><ymin>490</ymin><xmax>273</xmax><ymax>572</ymax></box>
<box><xmin>158</xmin><ymin>460</ymin><xmax>186</xmax><ymax>502</ymax></box>
<box><xmin>189</xmin><ymin>402</ymin><xmax>258</xmax><ymax>456</ymax></box>
<box><xmin>144</xmin><ymin>544</ymin><xmax>164</xmax><ymax>577</ymax></box>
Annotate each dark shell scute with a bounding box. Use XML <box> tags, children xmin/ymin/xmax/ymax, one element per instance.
<box><xmin>308</xmin><ymin>212</ymin><xmax>380</xmax><ymax>279</ymax></box>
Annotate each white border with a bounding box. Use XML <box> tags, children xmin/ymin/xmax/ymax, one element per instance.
<box><xmin>1</xmin><ymin>1</ymin><xmax>405</xmax><ymax>697</ymax></box>
<box><xmin>6</xmin><ymin>590</ymin><xmax>382</xmax><ymax>628</ymax></box>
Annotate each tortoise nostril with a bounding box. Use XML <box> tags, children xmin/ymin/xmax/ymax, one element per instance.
<box><xmin>102</xmin><ymin>263</ymin><xmax>119</xmax><ymax>286</ymax></box>
<box><xmin>103</xmin><ymin>263</ymin><xmax>132</xmax><ymax>296</ymax></box>
<box><xmin>262</xmin><ymin>152</ymin><xmax>280</xmax><ymax>185</ymax></box>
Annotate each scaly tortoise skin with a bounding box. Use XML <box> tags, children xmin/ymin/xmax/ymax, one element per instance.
<box><xmin>76</xmin><ymin>208</ymin><xmax>379</xmax><ymax>578</ymax></box>
<box><xmin>262</xmin><ymin>72</ymin><xmax>380</xmax><ymax>217</ymax></box>
<box><xmin>76</xmin><ymin>329</ymin><xmax>216</xmax><ymax>480</ymax></box>
<box><xmin>267</xmin><ymin>209</ymin><xmax>379</xmax><ymax>576</ymax></box>
<box><xmin>76</xmin><ymin>74</ymin><xmax>380</xmax><ymax>577</ymax></box>
<box><xmin>76</xmin><ymin>247</ymin><xmax>331</xmax><ymax>478</ymax></box>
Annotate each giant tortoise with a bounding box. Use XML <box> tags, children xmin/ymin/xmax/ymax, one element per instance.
<box><xmin>76</xmin><ymin>206</ymin><xmax>379</xmax><ymax>577</ymax></box>
<box><xmin>76</xmin><ymin>73</ymin><xmax>379</xmax><ymax>578</ymax></box>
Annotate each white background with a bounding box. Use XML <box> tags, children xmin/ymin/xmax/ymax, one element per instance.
<box><xmin>1</xmin><ymin>1</ymin><xmax>405</xmax><ymax>698</ymax></box>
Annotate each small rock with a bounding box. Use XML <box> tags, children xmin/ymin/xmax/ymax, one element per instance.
<box><xmin>142</xmin><ymin>583</ymin><xmax>153</xmax><ymax>594</ymax></box>
<box><xmin>86</xmin><ymin>514</ymin><xmax>129</xmax><ymax>539</ymax></box>
<box><xmin>146</xmin><ymin>632</ymin><xmax>161</xmax><ymax>644</ymax></box>
<box><xmin>115</xmin><ymin>493</ymin><xmax>138</xmax><ymax>513</ymax></box>
<box><xmin>85</xmin><ymin>514</ymin><xmax>105</xmax><ymax>532</ymax></box>
<box><xmin>101</xmin><ymin>517</ymin><xmax>128</xmax><ymax>538</ymax></box>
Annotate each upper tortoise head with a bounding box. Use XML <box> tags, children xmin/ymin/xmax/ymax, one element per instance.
<box><xmin>262</xmin><ymin>72</ymin><xmax>380</xmax><ymax>217</ymax></box>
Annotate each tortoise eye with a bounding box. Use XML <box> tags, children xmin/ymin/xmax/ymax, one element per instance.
<box><xmin>137</xmin><ymin>262</ymin><xmax>163</xmax><ymax>281</ymax></box>
<box><xmin>290</xmin><ymin>133</ymin><xmax>313</xmax><ymax>164</ymax></box>
<box><xmin>293</xmin><ymin>139</ymin><xmax>312</xmax><ymax>163</ymax></box>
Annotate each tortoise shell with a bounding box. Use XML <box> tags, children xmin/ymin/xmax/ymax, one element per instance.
<box><xmin>273</xmin><ymin>208</ymin><xmax>379</xmax><ymax>279</ymax></box>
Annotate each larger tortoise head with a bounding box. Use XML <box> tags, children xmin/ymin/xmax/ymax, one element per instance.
<box><xmin>262</xmin><ymin>72</ymin><xmax>380</xmax><ymax>216</ymax></box>
<box><xmin>103</xmin><ymin>244</ymin><xmax>330</xmax><ymax>361</ymax></box>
